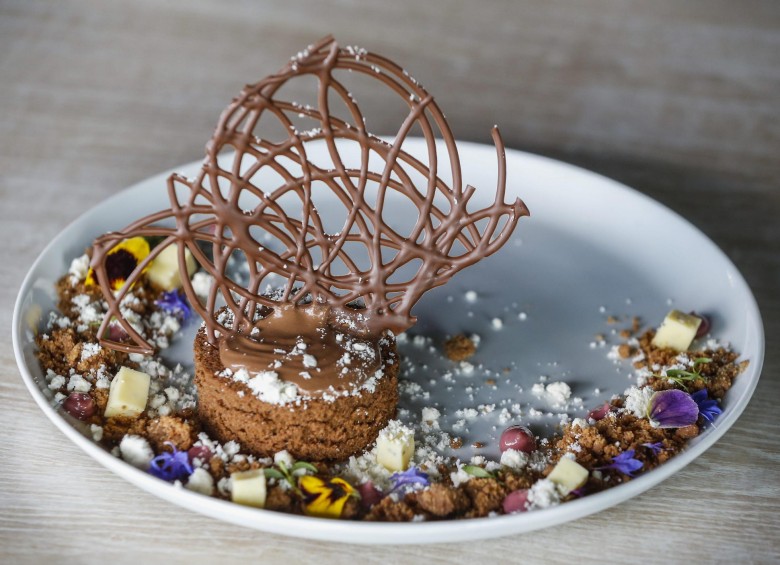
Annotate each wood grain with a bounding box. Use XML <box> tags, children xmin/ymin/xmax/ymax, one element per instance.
<box><xmin>1</xmin><ymin>1</ymin><xmax>778</xmax><ymax>563</ymax></box>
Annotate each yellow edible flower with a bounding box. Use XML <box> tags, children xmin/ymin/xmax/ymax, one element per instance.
<box><xmin>86</xmin><ymin>237</ymin><xmax>150</xmax><ymax>291</ymax></box>
<box><xmin>299</xmin><ymin>475</ymin><xmax>356</xmax><ymax>518</ymax></box>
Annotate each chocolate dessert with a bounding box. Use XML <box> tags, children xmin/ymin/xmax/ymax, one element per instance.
<box><xmin>33</xmin><ymin>37</ymin><xmax>748</xmax><ymax>521</ymax></box>
<box><xmin>86</xmin><ymin>36</ymin><xmax>526</xmax><ymax>460</ymax></box>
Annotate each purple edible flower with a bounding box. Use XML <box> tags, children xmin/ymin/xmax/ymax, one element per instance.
<box><xmin>149</xmin><ymin>442</ymin><xmax>193</xmax><ymax>482</ymax></box>
<box><xmin>641</xmin><ymin>442</ymin><xmax>665</xmax><ymax>456</ymax></box>
<box><xmin>155</xmin><ymin>290</ymin><xmax>192</xmax><ymax>321</ymax></box>
<box><xmin>691</xmin><ymin>389</ymin><xmax>723</xmax><ymax>425</ymax></box>
<box><xmin>389</xmin><ymin>467</ymin><xmax>430</xmax><ymax>492</ymax></box>
<box><xmin>648</xmin><ymin>389</ymin><xmax>699</xmax><ymax>428</ymax></box>
<box><xmin>597</xmin><ymin>449</ymin><xmax>644</xmax><ymax>477</ymax></box>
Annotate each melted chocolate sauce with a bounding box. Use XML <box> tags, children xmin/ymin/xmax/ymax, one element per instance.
<box><xmin>218</xmin><ymin>304</ymin><xmax>382</xmax><ymax>393</ymax></box>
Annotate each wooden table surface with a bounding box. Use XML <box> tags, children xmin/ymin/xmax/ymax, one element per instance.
<box><xmin>2</xmin><ymin>1</ymin><xmax>778</xmax><ymax>563</ymax></box>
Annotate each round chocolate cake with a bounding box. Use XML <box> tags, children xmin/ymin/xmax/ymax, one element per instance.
<box><xmin>194</xmin><ymin>305</ymin><xmax>399</xmax><ymax>461</ymax></box>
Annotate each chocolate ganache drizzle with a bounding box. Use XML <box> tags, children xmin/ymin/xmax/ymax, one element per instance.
<box><xmin>89</xmin><ymin>36</ymin><xmax>529</xmax><ymax>392</ymax></box>
<box><xmin>218</xmin><ymin>303</ymin><xmax>384</xmax><ymax>394</ymax></box>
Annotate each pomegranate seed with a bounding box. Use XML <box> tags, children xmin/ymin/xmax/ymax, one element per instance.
<box><xmin>588</xmin><ymin>402</ymin><xmax>611</xmax><ymax>421</ymax></box>
<box><xmin>357</xmin><ymin>481</ymin><xmax>383</xmax><ymax>509</ymax></box>
<box><xmin>690</xmin><ymin>312</ymin><xmax>711</xmax><ymax>338</ymax></box>
<box><xmin>106</xmin><ymin>321</ymin><xmax>129</xmax><ymax>342</ymax></box>
<box><xmin>187</xmin><ymin>445</ymin><xmax>213</xmax><ymax>464</ymax></box>
<box><xmin>502</xmin><ymin>489</ymin><xmax>529</xmax><ymax>513</ymax></box>
<box><xmin>499</xmin><ymin>425</ymin><xmax>536</xmax><ymax>453</ymax></box>
<box><xmin>62</xmin><ymin>392</ymin><xmax>95</xmax><ymax>420</ymax></box>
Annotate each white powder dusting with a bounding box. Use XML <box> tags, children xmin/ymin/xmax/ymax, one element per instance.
<box><xmin>80</xmin><ymin>342</ymin><xmax>101</xmax><ymax>361</ymax></box>
<box><xmin>68</xmin><ymin>254</ymin><xmax>90</xmax><ymax>284</ymax></box>
<box><xmin>500</xmin><ymin>449</ymin><xmax>529</xmax><ymax>470</ymax></box>
<box><xmin>186</xmin><ymin>468</ymin><xmax>215</xmax><ymax>495</ymax></box>
<box><xmin>191</xmin><ymin>272</ymin><xmax>214</xmax><ymax>301</ymax></box>
<box><xmin>66</xmin><ymin>373</ymin><xmax>91</xmax><ymax>393</ymax></box>
<box><xmin>274</xmin><ymin>450</ymin><xmax>295</xmax><ymax>468</ymax></box>
<box><xmin>450</xmin><ymin>462</ymin><xmax>473</xmax><ymax>487</ymax></box>
<box><xmin>48</xmin><ymin>375</ymin><xmax>66</xmax><ymax>390</ymax></box>
<box><xmin>119</xmin><ymin>435</ymin><xmax>154</xmax><ymax>469</ymax></box>
<box><xmin>624</xmin><ymin>386</ymin><xmax>654</xmax><ymax>418</ymax></box>
<box><xmin>531</xmin><ymin>381</ymin><xmax>572</xmax><ymax>408</ymax></box>
<box><xmin>527</xmin><ymin>478</ymin><xmax>561</xmax><ymax>509</ymax></box>
<box><xmin>545</xmin><ymin>381</ymin><xmax>572</xmax><ymax>407</ymax></box>
<box><xmin>243</xmin><ymin>370</ymin><xmax>299</xmax><ymax>405</ymax></box>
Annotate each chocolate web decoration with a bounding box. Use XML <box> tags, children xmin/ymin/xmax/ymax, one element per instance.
<box><xmin>91</xmin><ymin>36</ymin><xmax>529</xmax><ymax>355</ymax></box>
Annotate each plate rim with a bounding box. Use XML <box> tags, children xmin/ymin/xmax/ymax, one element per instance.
<box><xmin>12</xmin><ymin>139</ymin><xmax>765</xmax><ymax>544</ymax></box>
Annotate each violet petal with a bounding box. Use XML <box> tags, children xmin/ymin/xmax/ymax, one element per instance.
<box><xmin>155</xmin><ymin>290</ymin><xmax>192</xmax><ymax>322</ymax></box>
<box><xmin>691</xmin><ymin>389</ymin><xmax>723</xmax><ymax>424</ymax></box>
<box><xmin>389</xmin><ymin>467</ymin><xmax>429</xmax><ymax>492</ymax></box>
<box><xmin>648</xmin><ymin>389</ymin><xmax>699</xmax><ymax>428</ymax></box>
<box><xmin>595</xmin><ymin>449</ymin><xmax>644</xmax><ymax>477</ymax></box>
<box><xmin>641</xmin><ymin>442</ymin><xmax>665</xmax><ymax>456</ymax></box>
<box><xmin>610</xmin><ymin>450</ymin><xmax>644</xmax><ymax>476</ymax></box>
<box><xmin>148</xmin><ymin>442</ymin><xmax>193</xmax><ymax>482</ymax></box>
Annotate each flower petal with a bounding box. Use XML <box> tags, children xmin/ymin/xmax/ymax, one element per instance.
<box><xmin>612</xmin><ymin>449</ymin><xmax>644</xmax><ymax>476</ymax></box>
<box><xmin>648</xmin><ymin>389</ymin><xmax>699</xmax><ymax>428</ymax></box>
<box><xmin>155</xmin><ymin>290</ymin><xmax>192</xmax><ymax>321</ymax></box>
<box><xmin>691</xmin><ymin>389</ymin><xmax>723</xmax><ymax>424</ymax></box>
<box><xmin>389</xmin><ymin>467</ymin><xmax>429</xmax><ymax>492</ymax></box>
<box><xmin>596</xmin><ymin>449</ymin><xmax>644</xmax><ymax>477</ymax></box>
<box><xmin>86</xmin><ymin>237</ymin><xmax>150</xmax><ymax>290</ymax></box>
<box><xmin>690</xmin><ymin>389</ymin><xmax>708</xmax><ymax>403</ymax></box>
<box><xmin>148</xmin><ymin>443</ymin><xmax>193</xmax><ymax>481</ymax></box>
<box><xmin>641</xmin><ymin>442</ymin><xmax>665</xmax><ymax>456</ymax></box>
<box><xmin>299</xmin><ymin>476</ymin><xmax>355</xmax><ymax>518</ymax></box>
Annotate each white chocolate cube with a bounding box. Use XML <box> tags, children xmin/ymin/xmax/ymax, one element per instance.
<box><xmin>375</xmin><ymin>422</ymin><xmax>415</xmax><ymax>472</ymax></box>
<box><xmin>146</xmin><ymin>244</ymin><xmax>197</xmax><ymax>291</ymax></box>
<box><xmin>230</xmin><ymin>469</ymin><xmax>267</xmax><ymax>508</ymax></box>
<box><xmin>104</xmin><ymin>367</ymin><xmax>151</xmax><ymax>418</ymax></box>
<box><xmin>547</xmin><ymin>457</ymin><xmax>589</xmax><ymax>495</ymax></box>
<box><xmin>651</xmin><ymin>310</ymin><xmax>701</xmax><ymax>351</ymax></box>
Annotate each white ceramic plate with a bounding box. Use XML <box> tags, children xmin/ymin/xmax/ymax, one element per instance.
<box><xmin>13</xmin><ymin>139</ymin><xmax>764</xmax><ymax>544</ymax></box>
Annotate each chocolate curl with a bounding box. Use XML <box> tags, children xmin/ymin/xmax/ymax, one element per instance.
<box><xmin>91</xmin><ymin>36</ymin><xmax>529</xmax><ymax>354</ymax></box>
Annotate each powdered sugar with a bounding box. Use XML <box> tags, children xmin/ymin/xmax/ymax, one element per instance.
<box><xmin>119</xmin><ymin>435</ymin><xmax>154</xmax><ymax>469</ymax></box>
<box><xmin>624</xmin><ymin>385</ymin><xmax>654</xmax><ymax>418</ymax></box>
<box><xmin>243</xmin><ymin>369</ymin><xmax>299</xmax><ymax>405</ymax></box>
<box><xmin>527</xmin><ymin>478</ymin><xmax>561</xmax><ymax>509</ymax></box>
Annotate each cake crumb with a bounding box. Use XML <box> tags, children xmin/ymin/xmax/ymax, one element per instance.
<box><xmin>464</xmin><ymin>478</ymin><xmax>506</xmax><ymax>517</ymax></box>
<box><xmin>443</xmin><ymin>334</ymin><xmax>477</xmax><ymax>361</ymax></box>
<box><xmin>265</xmin><ymin>486</ymin><xmax>294</xmax><ymax>511</ymax></box>
<box><xmin>365</xmin><ymin>496</ymin><xmax>416</xmax><ymax>521</ymax></box>
<box><xmin>146</xmin><ymin>416</ymin><xmax>197</xmax><ymax>452</ymax></box>
<box><xmin>412</xmin><ymin>484</ymin><xmax>470</xmax><ymax>517</ymax></box>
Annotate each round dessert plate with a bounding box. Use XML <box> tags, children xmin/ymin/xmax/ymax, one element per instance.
<box><xmin>13</xmin><ymin>139</ymin><xmax>764</xmax><ymax>544</ymax></box>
